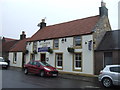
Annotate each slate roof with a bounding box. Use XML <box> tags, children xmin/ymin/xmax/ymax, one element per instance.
<box><xmin>29</xmin><ymin>15</ymin><xmax>100</xmax><ymax>41</ymax></box>
<box><xmin>96</xmin><ymin>30</ymin><xmax>120</xmax><ymax>51</ymax></box>
<box><xmin>9</xmin><ymin>38</ymin><xmax>30</xmax><ymax>52</ymax></box>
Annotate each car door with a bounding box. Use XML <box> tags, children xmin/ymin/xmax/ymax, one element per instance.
<box><xmin>110</xmin><ymin>67</ymin><xmax>120</xmax><ymax>85</ymax></box>
<box><xmin>31</xmin><ymin>61</ymin><xmax>40</xmax><ymax>74</ymax></box>
<box><xmin>27</xmin><ymin>61</ymin><xmax>34</xmax><ymax>73</ymax></box>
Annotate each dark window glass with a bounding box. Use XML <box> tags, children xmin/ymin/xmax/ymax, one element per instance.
<box><xmin>74</xmin><ymin>36</ymin><xmax>82</xmax><ymax>46</ymax></box>
<box><xmin>54</xmin><ymin>39</ymin><xmax>59</xmax><ymax>49</ymax></box>
<box><xmin>110</xmin><ymin>67</ymin><xmax>120</xmax><ymax>73</ymax></box>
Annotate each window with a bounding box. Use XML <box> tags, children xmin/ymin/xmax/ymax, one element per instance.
<box><xmin>73</xmin><ymin>53</ymin><xmax>82</xmax><ymax>71</ymax></box>
<box><xmin>53</xmin><ymin>39</ymin><xmax>59</xmax><ymax>49</ymax></box>
<box><xmin>110</xmin><ymin>67</ymin><xmax>120</xmax><ymax>73</ymax></box>
<box><xmin>55</xmin><ymin>53</ymin><xmax>63</xmax><ymax>69</ymax></box>
<box><xmin>33</xmin><ymin>41</ymin><xmax>37</xmax><ymax>51</ymax></box>
<box><xmin>74</xmin><ymin>36</ymin><xmax>82</xmax><ymax>47</ymax></box>
<box><xmin>31</xmin><ymin>54</ymin><xmax>35</xmax><ymax>61</ymax></box>
<box><xmin>13</xmin><ymin>52</ymin><xmax>17</xmax><ymax>63</ymax></box>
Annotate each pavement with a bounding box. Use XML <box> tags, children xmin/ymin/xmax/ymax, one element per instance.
<box><xmin>8</xmin><ymin>66</ymin><xmax>99</xmax><ymax>84</ymax></box>
<box><xmin>59</xmin><ymin>73</ymin><xmax>98</xmax><ymax>84</ymax></box>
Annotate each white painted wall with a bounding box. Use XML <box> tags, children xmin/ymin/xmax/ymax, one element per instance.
<box><xmin>26</xmin><ymin>34</ymin><xmax>94</xmax><ymax>75</ymax></box>
<box><xmin>82</xmin><ymin>35</ymin><xmax>94</xmax><ymax>74</ymax></box>
<box><xmin>9</xmin><ymin>52</ymin><xmax>23</xmax><ymax>68</ymax></box>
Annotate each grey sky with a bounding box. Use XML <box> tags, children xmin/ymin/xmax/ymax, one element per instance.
<box><xmin>0</xmin><ymin>0</ymin><xmax>119</xmax><ymax>39</ymax></box>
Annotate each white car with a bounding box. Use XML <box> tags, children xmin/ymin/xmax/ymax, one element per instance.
<box><xmin>0</xmin><ymin>57</ymin><xmax>8</xmax><ymax>69</ymax></box>
<box><xmin>98</xmin><ymin>65</ymin><xmax>120</xmax><ymax>88</ymax></box>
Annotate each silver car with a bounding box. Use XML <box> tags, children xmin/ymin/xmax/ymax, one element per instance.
<box><xmin>98</xmin><ymin>65</ymin><xmax>120</xmax><ymax>88</ymax></box>
<box><xmin>0</xmin><ymin>57</ymin><xmax>8</xmax><ymax>69</ymax></box>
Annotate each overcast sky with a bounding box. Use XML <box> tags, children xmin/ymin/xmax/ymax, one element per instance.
<box><xmin>0</xmin><ymin>0</ymin><xmax>119</xmax><ymax>39</ymax></box>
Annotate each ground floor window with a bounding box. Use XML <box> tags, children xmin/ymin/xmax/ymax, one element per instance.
<box><xmin>55</xmin><ymin>53</ymin><xmax>63</xmax><ymax>69</ymax></box>
<box><xmin>31</xmin><ymin>54</ymin><xmax>35</xmax><ymax>61</ymax></box>
<box><xmin>73</xmin><ymin>53</ymin><xmax>82</xmax><ymax>71</ymax></box>
<box><xmin>13</xmin><ymin>52</ymin><xmax>17</xmax><ymax>64</ymax></box>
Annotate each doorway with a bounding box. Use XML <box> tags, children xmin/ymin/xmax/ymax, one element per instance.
<box><xmin>40</xmin><ymin>53</ymin><xmax>46</xmax><ymax>62</ymax></box>
<box><xmin>104</xmin><ymin>52</ymin><xmax>112</xmax><ymax>67</ymax></box>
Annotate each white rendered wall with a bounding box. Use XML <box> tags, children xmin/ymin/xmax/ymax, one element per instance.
<box><xmin>9</xmin><ymin>52</ymin><xmax>23</xmax><ymax>68</ymax></box>
<box><xmin>26</xmin><ymin>34</ymin><xmax>94</xmax><ymax>75</ymax></box>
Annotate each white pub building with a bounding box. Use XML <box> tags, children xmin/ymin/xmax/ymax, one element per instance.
<box><xmin>25</xmin><ymin>2</ymin><xmax>111</xmax><ymax>75</ymax></box>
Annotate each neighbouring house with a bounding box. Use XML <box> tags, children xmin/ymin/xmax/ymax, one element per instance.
<box><xmin>9</xmin><ymin>31</ymin><xmax>29</xmax><ymax>68</ymax></box>
<box><xmin>25</xmin><ymin>1</ymin><xmax>111</xmax><ymax>75</ymax></box>
<box><xmin>94</xmin><ymin>30</ymin><xmax>120</xmax><ymax>75</ymax></box>
<box><xmin>1</xmin><ymin>37</ymin><xmax>18</xmax><ymax>59</ymax></box>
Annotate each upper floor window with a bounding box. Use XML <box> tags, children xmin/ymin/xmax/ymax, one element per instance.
<box><xmin>53</xmin><ymin>39</ymin><xmax>59</xmax><ymax>49</ymax></box>
<box><xmin>33</xmin><ymin>41</ymin><xmax>37</xmax><ymax>51</ymax></box>
<box><xmin>74</xmin><ymin>36</ymin><xmax>82</xmax><ymax>47</ymax></box>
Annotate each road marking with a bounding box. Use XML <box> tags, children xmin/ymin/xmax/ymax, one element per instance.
<box><xmin>82</xmin><ymin>86</ymin><xmax>100</xmax><ymax>88</ymax></box>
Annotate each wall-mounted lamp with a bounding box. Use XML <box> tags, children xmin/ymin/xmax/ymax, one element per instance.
<box><xmin>61</xmin><ymin>38</ymin><xmax>67</xmax><ymax>43</ymax></box>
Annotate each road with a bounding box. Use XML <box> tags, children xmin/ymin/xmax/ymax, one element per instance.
<box><xmin>1</xmin><ymin>68</ymin><xmax>119</xmax><ymax>89</ymax></box>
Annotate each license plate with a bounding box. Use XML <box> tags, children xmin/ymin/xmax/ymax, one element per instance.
<box><xmin>53</xmin><ymin>74</ymin><xmax>57</xmax><ymax>76</ymax></box>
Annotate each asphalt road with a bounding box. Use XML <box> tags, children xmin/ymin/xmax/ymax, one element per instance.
<box><xmin>1</xmin><ymin>68</ymin><xmax>119</xmax><ymax>89</ymax></box>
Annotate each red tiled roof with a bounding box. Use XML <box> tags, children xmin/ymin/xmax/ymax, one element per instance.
<box><xmin>3</xmin><ymin>37</ymin><xmax>18</xmax><ymax>42</ymax></box>
<box><xmin>29</xmin><ymin>15</ymin><xmax>100</xmax><ymax>41</ymax></box>
<box><xmin>9</xmin><ymin>38</ymin><xmax>30</xmax><ymax>52</ymax></box>
<box><xmin>2</xmin><ymin>40</ymin><xmax>18</xmax><ymax>52</ymax></box>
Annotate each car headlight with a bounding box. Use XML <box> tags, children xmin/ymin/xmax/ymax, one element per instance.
<box><xmin>44</xmin><ymin>67</ymin><xmax>51</xmax><ymax>71</ymax></box>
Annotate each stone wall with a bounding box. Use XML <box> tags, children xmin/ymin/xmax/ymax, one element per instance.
<box><xmin>93</xmin><ymin>16</ymin><xmax>111</xmax><ymax>50</ymax></box>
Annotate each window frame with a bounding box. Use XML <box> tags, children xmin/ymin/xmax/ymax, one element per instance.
<box><xmin>53</xmin><ymin>39</ymin><xmax>59</xmax><ymax>49</ymax></box>
<box><xmin>73</xmin><ymin>53</ymin><xmax>82</xmax><ymax>71</ymax></box>
<box><xmin>55</xmin><ymin>53</ymin><xmax>63</xmax><ymax>70</ymax></box>
<box><xmin>73</xmin><ymin>36</ymin><xmax>82</xmax><ymax>48</ymax></box>
<box><xmin>33</xmin><ymin>41</ymin><xmax>37</xmax><ymax>51</ymax></box>
<box><xmin>13</xmin><ymin>52</ymin><xmax>17</xmax><ymax>64</ymax></box>
<box><xmin>110</xmin><ymin>67</ymin><xmax>120</xmax><ymax>73</ymax></box>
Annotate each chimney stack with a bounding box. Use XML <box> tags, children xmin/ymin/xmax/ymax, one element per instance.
<box><xmin>37</xmin><ymin>19</ymin><xmax>46</xmax><ymax>29</ymax></box>
<box><xmin>20</xmin><ymin>31</ymin><xmax>26</xmax><ymax>40</ymax></box>
<box><xmin>99</xmin><ymin>1</ymin><xmax>108</xmax><ymax>17</ymax></box>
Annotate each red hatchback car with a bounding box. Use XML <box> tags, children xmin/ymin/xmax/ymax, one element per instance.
<box><xmin>24</xmin><ymin>61</ymin><xmax>58</xmax><ymax>77</ymax></box>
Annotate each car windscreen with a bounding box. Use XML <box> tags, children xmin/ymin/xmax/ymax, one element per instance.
<box><xmin>39</xmin><ymin>62</ymin><xmax>51</xmax><ymax>66</ymax></box>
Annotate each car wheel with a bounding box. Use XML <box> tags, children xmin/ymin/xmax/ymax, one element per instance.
<box><xmin>40</xmin><ymin>70</ymin><xmax>45</xmax><ymax>77</ymax></box>
<box><xmin>102</xmin><ymin>78</ymin><xmax>113</xmax><ymax>88</ymax></box>
<box><xmin>24</xmin><ymin>68</ymin><xmax>28</xmax><ymax>75</ymax></box>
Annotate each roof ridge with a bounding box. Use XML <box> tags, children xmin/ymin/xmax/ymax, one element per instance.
<box><xmin>46</xmin><ymin>15</ymin><xmax>100</xmax><ymax>28</ymax></box>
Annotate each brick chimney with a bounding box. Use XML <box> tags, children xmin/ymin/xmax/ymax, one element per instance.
<box><xmin>99</xmin><ymin>1</ymin><xmax>108</xmax><ymax>17</ymax></box>
<box><xmin>37</xmin><ymin>19</ymin><xmax>46</xmax><ymax>29</ymax></box>
<box><xmin>20</xmin><ymin>31</ymin><xmax>26</xmax><ymax>40</ymax></box>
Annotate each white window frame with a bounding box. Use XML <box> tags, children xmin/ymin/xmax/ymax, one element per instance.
<box><xmin>53</xmin><ymin>39</ymin><xmax>59</xmax><ymax>49</ymax></box>
<box><xmin>33</xmin><ymin>41</ymin><xmax>37</xmax><ymax>51</ymax></box>
<box><xmin>74</xmin><ymin>53</ymin><xmax>82</xmax><ymax>70</ymax></box>
<box><xmin>55</xmin><ymin>53</ymin><xmax>63</xmax><ymax>69</ymax></box>
<box><xmin>74</xmin><ymin>36</ymin><xmax>82</xmax><ymax>47</ymax></box>
<box><xmin>13</xmin><ymin>52</ymin><xmax>17</xmax><ymax>64</ymax></box>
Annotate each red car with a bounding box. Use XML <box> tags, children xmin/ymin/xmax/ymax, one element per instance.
<box><xmin>24</xmin><ymin>61</ymin><xmax>58</xmax><ymax>77</ymax></box>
